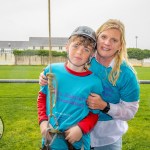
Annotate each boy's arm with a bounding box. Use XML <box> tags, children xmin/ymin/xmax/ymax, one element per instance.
<box><xmin>37</xmin><ymin>91</ymin><xmax>48</xmax><ymax>124</ymax></box>
<box><xmin>37</xmin><ymin>91</ymin><xmax>54</xmax><ymax>140</ymax></box>
<box><xmin>78</xmin><ymin>112</ymin><xmax>98</xmax><ymax>134</ymax></box>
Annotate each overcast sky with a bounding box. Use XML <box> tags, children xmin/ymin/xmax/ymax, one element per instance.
<box><xmin>0</xmin><ymin>0</ymin><xmax>150</xmax><ymax>49</ymax></box>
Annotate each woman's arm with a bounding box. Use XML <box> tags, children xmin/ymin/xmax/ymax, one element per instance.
<box><xmin>108</xmin><ymin>100</ymin><xmax>139</xmax><ymax>121</ymax></box>
<box><xmin>87</xmin><ymin>93</ymin><xmax>139</xmax><ymax>121</ymax></box>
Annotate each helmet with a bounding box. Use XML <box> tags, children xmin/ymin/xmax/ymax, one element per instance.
<box><xmin>69</xmin><ymin>26</ymin><xmax>96</xmax><ymax>44</ymax></box>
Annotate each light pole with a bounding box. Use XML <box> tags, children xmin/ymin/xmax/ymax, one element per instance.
<box><xmin>135</xmin><ymin>36</ymin><xmax>138</xmax><ymax>48</ymax></box>
<box><xmin>8</xmin><ymin>42</ymin><xmax>13</xmax><ymax>53</ymax></box>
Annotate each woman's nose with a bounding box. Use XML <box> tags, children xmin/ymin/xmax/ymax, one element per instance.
<box><xmin>104</xmin><ymin>39</ymin><xmax>111</xmax><ymax>45</ymax></box>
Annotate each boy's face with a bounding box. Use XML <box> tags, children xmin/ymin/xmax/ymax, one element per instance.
<box><xmin>66</xmin><ymin>40</ymin><xmax>93</xmax><ymax>67</ymax></box>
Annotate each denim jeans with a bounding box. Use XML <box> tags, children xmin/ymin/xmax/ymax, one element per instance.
<box><xmin>91</xmin><ymin>137</ymin><xmax>122</xmax><ymax>150</ymax></box>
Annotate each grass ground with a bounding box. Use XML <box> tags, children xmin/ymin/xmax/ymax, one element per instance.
<box><xmin>0</xmin><ymin>66</ymin><xmax>149</xmax><ymax>150</ymax></box>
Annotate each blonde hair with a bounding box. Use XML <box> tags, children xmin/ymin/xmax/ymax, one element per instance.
<box><xmin>96</xmin><ymin>19</ymin><xmax>136</xmax><ymax>86</ymax></box>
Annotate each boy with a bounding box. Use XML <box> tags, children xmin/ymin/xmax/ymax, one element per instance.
<box><xmin>37</xmin><ymin>26</ymin><xmax>103</xmax><ymax>150</ymax></box>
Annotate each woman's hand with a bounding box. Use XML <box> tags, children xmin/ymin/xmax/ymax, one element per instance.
<box><xmin>87</xmin><ymin>93</ymin><xmax>107</xmax><ymax>110</ymax></box>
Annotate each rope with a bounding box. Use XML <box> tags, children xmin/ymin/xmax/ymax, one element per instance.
<box><xmin>48</xmin><ymin>0</ymin><xmax>52</xmax><ymax>70</ymax></box>
<box><xmin>44</xmin><ymin>1</ymin><xmax>74</xmax><ymax>150</ymax></box>
<box><xmin>47</xmin><ymin>0</ymin><xmax>53</xmax><ymax>117</ymax></box>
<box><xmin>44</xmin><ymin>1</ymin><xmax>60</xmax><ymax>148</ymax></box>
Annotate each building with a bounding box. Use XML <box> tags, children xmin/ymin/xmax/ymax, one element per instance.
<box><xmin>0</xmin><ymin>41</ymin><xmax>29</xmax><ymax>53</ymax></box>
<box><xmin>0</xmin><ymin>37</ymin><xmax>68</xmax><ymax>53</ymax></box>
<box><xmin>28</xmin><ymin>37</ymin><xmax>68</xmax><ymax>51</ymax></box>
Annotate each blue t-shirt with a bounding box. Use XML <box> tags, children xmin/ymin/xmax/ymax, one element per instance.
<box><xmin>90</xmin><ymin>57</ymin><xmax>140</xmax><ymax>121</ymax></box>
<box><xmin>40</xmin><ymin>63</ymin><xmax>103</xmax><ymax>150</ymax></box>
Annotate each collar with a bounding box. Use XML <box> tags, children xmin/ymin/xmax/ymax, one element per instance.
<box><xmin>65</xmin><ymin>63</ymin><xmax>92</xmax><ymax>76</ymax></box>
<box><xmin>94</xmin><ymin>52</ymin><xmax>115</xmax><ymax>68</ymax></box>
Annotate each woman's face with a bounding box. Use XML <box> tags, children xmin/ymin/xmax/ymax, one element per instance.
<box><xmin>97</xmin><ymin>28</ymin><xmax>121</xmax><ymax>60</ymax></box>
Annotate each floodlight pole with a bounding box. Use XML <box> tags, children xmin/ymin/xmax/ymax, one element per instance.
<box><xmin>135</xmin><ymin>36</ymin><xmax>138</xmax><ymax>48</ymax></box>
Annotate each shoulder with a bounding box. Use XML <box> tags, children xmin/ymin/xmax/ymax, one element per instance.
<box><xmin>85</xmin><ymin>70</ymin><xmax>102</xmax><ymax>85</ymax></box>
<box><xmin>44</xmin><ymin>63</ymin><xmax>65</xmax><ymax>74</ymax></box>
<box><xmin>89</xmin><ymin>57</ymin><xmax>101</xmax><ymax>73</ymax></box>
<box><xmin>51</xmin><ymin>63</ymin><xmax>64</xmax><ymax>68</ymax></box>
<box><xmin>118</xmin><ymin>62</ymin><xmax>140</xmax><ymax>101</ymax></box>
<box><xmin>91</xmin><ymin>73</ymin><xmax>101</xmax><ymax>82</ymax></box>
<box><xmin>118</xmin><ymin>61</ymin><xmax>139</xmax><ymax>88</ymax></box>
<box><xmin>90</xmin><ymin>57</ymin><xmax>96</xmax><ymax>64</ymax></box>
<box><xmin>90</xmin><ymin>73</ymin><xmax>103</xmax><ymax>92</ymax></box>
<box><xmin>120</xmin><ymin>61</ymin><xmax>137</xmax><ymax>78</ymax></box>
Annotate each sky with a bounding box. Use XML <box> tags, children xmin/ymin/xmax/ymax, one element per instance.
<box><xmin>0</xmin><ymin>0</ymin><xmax>150</xmax><ymax>49</ymax></box>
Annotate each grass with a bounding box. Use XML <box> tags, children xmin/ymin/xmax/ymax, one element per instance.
<box><xmin>0</xmin><ymin>65</ymin><xmax>45</xmax><ymax>79</ymax></box>
<box><xmin>0</xmin><ymin>66</ymin><xmax>150</xmax><ymax>150</ymax></box>
<box><xmin>123</xmin><ymin>84</ymin><xmax>150</xmax><ymax>150</ymax></box>
<box><xmin>0</xmin><ymin>65</ymin><xmax>44</xmax><ymax>149</ymax></box>
<box><xmin>134</xmin><ymin>66</ymin><xmax>150</xmax><ymax>80</ymax></box>
<box><xmin>0</xmin><ymin>83</ymin><xmax>41</xmax><ymax>149</ymax></box>
<box><xmin>123</xmin><ymin>67</ymin><xmax>150</xmax><ymax>150</ymax></box>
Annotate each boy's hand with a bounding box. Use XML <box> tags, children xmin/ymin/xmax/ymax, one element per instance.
<box><xmin>65</xmin><ymin>125</ymin><xmax>83</xmax><ymax>144</ymax></box>
<box><xmin>39</xmin><ymin>71</ymin><xmax>48</xmax><ymax>86</ymax></box>
<box><xmin>40</xmin><ymin>121</ymin><xmax>52</xmax><ymax>141</ymax></box>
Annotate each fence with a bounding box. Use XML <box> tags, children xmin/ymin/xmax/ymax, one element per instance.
<box><xmin>0</xmin><ymin>79</ymin><xmax>150</xmax><ymax>84</ymax></box>
<box><xmin>0</xmin><ymin>53</ymin><xmax>150</xmax><ymax>66</ymax></box>
<box><xmin>0</xmin><ymin>53</ymin><xmax>67</xmax><ymax>65</ymax></box>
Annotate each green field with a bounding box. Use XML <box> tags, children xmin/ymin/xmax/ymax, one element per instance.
<box><xmin>0</xmin><ymin>66</ymin><xmax>150</xmax><ymax>150</ymax></box>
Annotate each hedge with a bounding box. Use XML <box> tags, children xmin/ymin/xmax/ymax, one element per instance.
<box><xmin>127</xmin><ymin>48</ymin><xmax>150</xmax><ymax>60</ymax></box>
<box><xmin>13</xmin><ymin>49</ymin><xmax>67</xmax><ymax>57</ymax></box>
<box><xmin>13</xmin><ymin>48</ymin><xmax>150</xmax><ymax>60</ymax></box>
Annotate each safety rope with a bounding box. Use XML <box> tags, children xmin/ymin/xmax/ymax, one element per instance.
<box><xmin>47</xmin><ymin>0</ymin><xmax>58</xmax><ymax>123</ymax></box>
<box><xmin>47</xmin><ymin>0</ymin><xmax>53</xmax><ymax>116</ymax></box>
<box><xmin>42</xmin><ymin>1</ymin><xmax>60</xmax><ymax>149</ymax></box>
<box><xmin>42</xmin><ymin>1</ymin><xmax>75</xmax><ymax>150</ymax></box>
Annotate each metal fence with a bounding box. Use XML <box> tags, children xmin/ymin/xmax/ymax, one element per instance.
<box><xmin>138</xmin><ymin>80</ymin><xmax>150</xmax><ymax>84</ymax></box>
<box><xmin>0</xmin><ymin>79</ymin><xmax>150</xmax><ymax>84</ymax></box>
<box><xmin>0</xmin><ymin>79</ymin><xmax>38</xmax><ymax>83</ymax></box>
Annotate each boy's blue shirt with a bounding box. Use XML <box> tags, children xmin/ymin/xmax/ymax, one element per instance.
<box><xmin>90</xmin><ymin>57</ymin><xmax>140</xmax><ymax>121</ymax></box>
<box><xmin>40</xmin><ymin>63</ymin><xmax>103</xmax><ymax>150</ymax></box>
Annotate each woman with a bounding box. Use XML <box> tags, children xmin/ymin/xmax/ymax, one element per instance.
<box><xmin>39</xmin><ymin>19</ymin><xmax>140</xmax><ymax>150</ymax></box>
<box><xmin>86</xmin><ymin>19</ymin><xmax>140</xmax><ymax>150</ymax></box>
